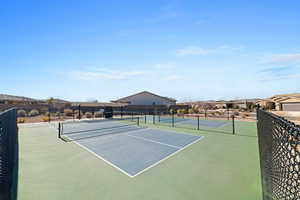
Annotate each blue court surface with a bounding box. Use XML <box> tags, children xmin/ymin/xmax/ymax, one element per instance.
<box><xmin>158</xmin><ymin>117</ymin><xmax>229</xmax><ymax>128</ymax></box>
<box><xmin>66</xmin><ymin>127</ymin><xmax>203</xmax><ymax>177</ymax></box>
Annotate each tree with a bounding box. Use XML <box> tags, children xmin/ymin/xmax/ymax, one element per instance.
<box><xmin>46</xmin><ymin>97</ymin><xmax>55</xmax><ymax>105</ymax></box>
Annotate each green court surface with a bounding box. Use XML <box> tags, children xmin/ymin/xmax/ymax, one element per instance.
<box><xmin>18</xmin><ymin>121</ymin><xmax>262</xmax><ymax>200</ymax></box>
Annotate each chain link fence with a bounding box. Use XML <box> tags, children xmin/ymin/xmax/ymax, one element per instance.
<box><xmin>0</xmin><ymin>108</ymin><xmax>18</xmax><ymax>200</ymax></box>
<box><xmin>257</xmin><ymin>109</ymin><xmax>300</xmax><ymax>200</ymax></box>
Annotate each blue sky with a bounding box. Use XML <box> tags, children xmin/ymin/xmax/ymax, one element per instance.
<box><xmin>1</xmin><ymin>0</ymin><xmax>300</xmax><ymax>102</ymax></box>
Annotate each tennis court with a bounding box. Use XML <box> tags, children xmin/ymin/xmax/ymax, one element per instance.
<box><xmin>59</xmin><ymin>119</ymin><xmax>202</xmax><ymax>177</ymax></box>
<box><xmin>158</xmin><ymin>115</ymin><xmax>229</xmax><ymax>128</ymax></box>
<box><xmin>18</xmin><ymin>118</ymin><xmax>261</xmax><ymax>200</ymax></box>
<box><xmin>142</xmin><ymin>114</ymin><xmax>236</xmax><ymax>135</ymax></box>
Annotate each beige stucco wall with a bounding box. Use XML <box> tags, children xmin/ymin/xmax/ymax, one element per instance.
<box><xmin>123</xmin><ymin>93</ymin><xmax>175</xmax><ymax>106</ymax></box>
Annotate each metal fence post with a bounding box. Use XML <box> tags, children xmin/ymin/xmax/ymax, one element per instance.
<box><xmin>172</xmin><ymin>113</ymin><xmax>174</xmax><ymax>127</ymax></box>
<box><xmin>78</xmin><ymin>105</ymin><xmax>81</xmax><ymax>120</ymax></box>
<box><xmin>197</xmin><ymin>116</ymin><xmax>200</xmax><ymax>130</ymax></box>
<box><xmin>58</xmin><ymin>123</ymin><xmax>61</xmax><ymax>138</ymax></box>
<box><xmin>232</xmin><ymin>115</ymin><xmax>235</xmax><ymax>135</ymax></box>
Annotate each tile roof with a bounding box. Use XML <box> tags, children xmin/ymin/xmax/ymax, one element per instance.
<box><xmin>276</xmin><ymin>98</ymin><xmax>300</xmax><ymax>103</ymax></box>
<box><xmin>113</xmin><ymin>91</ymin><xmax>176</xmax><ymax>102</ymax></box>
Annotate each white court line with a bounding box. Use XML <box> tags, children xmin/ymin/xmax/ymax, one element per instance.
<box><xmin>131</xmin><ymin>136</ymin><xmax>204</xmax><ymax>177</ymax></box>
<box><xmin>18</xmin><ymin>121</ymin><xmax>50</xmax><ymax>127</ymax></box>
<box><xmin>125</xmin><ymin>134</ymin><xmax>181</xmax><ymax>149</ymax></box>
<box><xmin>18</xmin><ymin>121</ymin><xmax>59</xmax><ymax>132</ymax></box>
<box><xmin>71</xmin><ymin>139</ymin><xmax>135</xmax><ymax>178</ymax></box>
<box><xmin>63</xmin><ymin>127</ymin><xmax>149</xmax><ymax>178</ymax></box>
<box><xmin>66</xmin><ymin>128</ymin><xmax>204</xmax><ymax>178</ymax></box>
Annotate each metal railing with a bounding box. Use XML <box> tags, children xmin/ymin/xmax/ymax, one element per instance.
<box><xmin>257</xmin><ymin>109</ymin><xmax>300</xmax><ymax>200</ymax></box>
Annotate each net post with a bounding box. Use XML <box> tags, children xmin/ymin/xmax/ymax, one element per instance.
<box><xmin>78</xmin><ymin>105</ymin><xmax>81</xmax><ymax>120</ymax></box>
<box><xmin>205</xmin><ymin>109</ymin><xmax>207</xmax><ymax>119</ymax></box>
<box><xmin>232</xmin><ymin>115</ymin><xmax>235</xmax><ymax>135</ymax></box>
<box><xmin>131</xmin><ymin>112</ymin><xmax>134</xmax><ymax>121</ymax></box>
<box><xmin>58</xmin><ymin>122</ymin><xmax>61</xmax><ymax>138</ymax></box>
<box><xmin>153</xmin><ymin>114</ymin><xmax>155</xmax><ymax>124</ymax></box>
<box><xmin>172</xmin><ymin>113</ymin><xmax>174</xmax><ymax>127</ymax></box>
<box><xmin>144</xmin><ymin>114</ymin><xmax>146</xmax><ymax>124</ymax></box>
<box><xmin>158</xmin><ymin>113</ymin><xmax>161</xmax><ymax>122</ymax></box>
<box><xmin>137</xmin><ymin>117</ymin><xmax>139</xmax><ymax>126</ymax></box>
<box><xmin>197</xmin><ymin>116</ymin><xmax>200</xmax><ymax>130</ymax></box>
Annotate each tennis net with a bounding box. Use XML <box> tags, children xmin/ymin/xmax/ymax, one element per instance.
<box><xmin>58</xmin><ymin>117</ymin><xmax>143</xmax><ymax>141</ymax></box>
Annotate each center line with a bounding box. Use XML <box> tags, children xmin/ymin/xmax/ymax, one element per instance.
<box><xmin>125</xmin><ymin>134</ymin><xmax>181</xmax><ymax>149</ymax></box>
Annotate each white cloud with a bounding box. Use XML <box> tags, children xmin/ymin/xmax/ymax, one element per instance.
<box><xmin>263</xmin><ymin>53</ymin><xmax>300</xmax><ymax>64</ymax></box>
<box><xmin>175</xmin><ymin>45</ymin><xmax>242</xmax><ymax>56</ymax></box>
<box><xmin>71</xmin><ymin>69</ymin><xmax>147</xmax><ymax>80</ymax></box>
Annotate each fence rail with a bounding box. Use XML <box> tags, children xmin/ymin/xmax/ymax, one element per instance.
<box><xmin>0</xmin><ymin>108</ymin><xmax>18</xmax><ymax>200</ymax></box>
<box><xmin>257</xmin><ymin>109</ymin><xmax>300</xmax><ymax>200</ymax></box>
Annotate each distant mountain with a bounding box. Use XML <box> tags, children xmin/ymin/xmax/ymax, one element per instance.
<box><xmin>44</xmin><ymin>98</ymin><xmax>70</xmax><ymax>104</ymax></box>
<box><xmin>180</xmin><ymin>98</ymin><xmax>261</xmax><ymax>104</ymax></box>
<box><xmin>0</xmin><ymin>94</ymin><xmax>38</xmax><ymax>102</ymax></box>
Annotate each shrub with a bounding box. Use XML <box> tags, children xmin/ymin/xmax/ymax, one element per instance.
<box><xmin>189</xmin><ymin>106</ymin><xmax>199</xmax><ymax>114</ymax></box>
<box><xmin>29</xmin><ymin>109</ymin><xmax>39</xmax><ymax>117</ymax></box>
<box><xmin>198</xmin><ymin>110</ymin><xmax>205</xmax><ymax>114</ymax></box>
<box><xmin>17</xmin><ymin>110</ymin><xmax>27</xmax><ymax>117</ymax></box>
<box><xmin>191</xmin><ymin>105</ymin><xmax>199</xmax><ymax>113</ymax></box>
<box><xmin>74</xmin><ymin>110</ymin><xmax>83</xmax><ymax>116</ymax></box>
<box><xmin>55</xmin><ymin>112</ymin><xmax>61</xmax><ymax>117</ymax></box>
<box><xmin>64</xmin><ymin>109</ymin><xmax>73</xmax><ymax>117</ymax></box>
<box><xmin>241</xmin><ymin>113</ymin><xmax>249</xmax><ymax>118</ymax></box>
<box><xmin>17</xmin><ymin>118</ymin><xmax>25</xmax><ymax>123</ymax></box>
<box><xmin>94</xmin><ymin>112</ymin><xmax>102</xmax><ymax>118</ymax></box>
<box><xmin>215</xmin><ymin>111</ymin><xmax>223</xmax><ymax>116</ymax></box>
<box><xmin>177</xmin><ymin>109</ymin><xmax>186</xmax><ymax>114</ymax></box>
<box><xmin>233</xmin><ymin>111</ymin><xmax>239</xmax><ymax>116</ymax></box>
<box><xmin>209</xmin><ymin>112</ymin><xmax>216</xmax><ymax>117</ymax></box>
<box><xmin>85</xmin><ymin>112</ymin><xmax>93</xmax><ymax>118</ymax></box>
<box><xmin>42</xmin><ymin>116</ymin><xmax>50</xmax><ymax>122</ymax></box>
